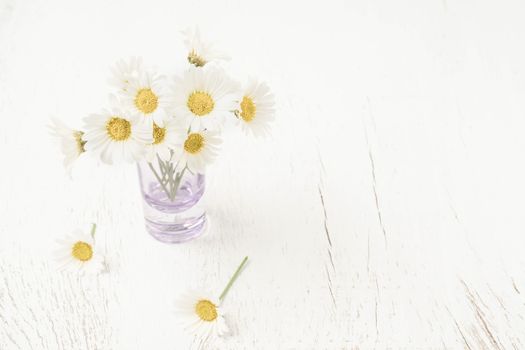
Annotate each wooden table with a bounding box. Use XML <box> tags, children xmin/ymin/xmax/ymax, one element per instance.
<box><xmin>1</xmin><ymin>0</ymin><xmax>524</xmax><ymax>348</ymax></box>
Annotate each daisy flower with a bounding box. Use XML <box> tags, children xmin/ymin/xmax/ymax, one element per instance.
<box><xmin>113</xmin><ymin>63</ymin><xmax>169</xmax><ymax>126</ymax></box>
<box><xmin>54</xmin><ymin>224</ymin><xmax>104</xmax><ymax>275</ymax></box>
<box><xmin>235</xmin><ymin>80</ymin><xmax>275</xmax><ymax>137</ymax></box>
<box><xmin>175</xmin><ymin>257</ymin><xmax>248</xmax><ymax>345</ymax></box>
<box><xmin>171</xmin><ymin>66</ymin><xmax>237</xmax><ymax>131</ymax></box>
<box><xmin>82</xmin><ymin>107</ymin><xmax>152</xmax><ymax>165</ymax></box>
<box><xmin>175</xmin><ymin>291</ymin><xmax>229</xmax><ymax>343</ymax></box>
<box><xmin>182</xmin><ymin>27</ymin><xmax>230</xmax><ymax>68</ymax></box>
<box><xmin>108</xmin><ymin>56</ymin><xmax>143</xmax><ymax>90</ymax></box>
<box><xmin>145</xmin><ymin>118</ymin><xmax>183</xmax><ymax>162</ymax></box>
<box><xmin>172</xmin><ymin>128</ymin><xmax>221</xmax><ymax>174</ymax></box>
<box><xmin>48</xmin><ymin>118</ymin><xmax>86</xmax><ymax>169</ymax></box>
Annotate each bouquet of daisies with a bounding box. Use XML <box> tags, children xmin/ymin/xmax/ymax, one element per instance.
<box><xmin>50</xmin><ymin>28</ymin><xmax>275</xmax><ymax>201</ymax></box>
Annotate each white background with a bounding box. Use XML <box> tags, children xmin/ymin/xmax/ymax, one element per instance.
<box><xmin>1</xmin><ymin>0</ymin><xmax>525</xmax><ymax>349</ymax></box>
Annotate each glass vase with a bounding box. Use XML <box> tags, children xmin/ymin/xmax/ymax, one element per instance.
<box><xmin>137</xmin><ymin>159</ymin><xmax>207</xmax><ymax>243</ymax></box>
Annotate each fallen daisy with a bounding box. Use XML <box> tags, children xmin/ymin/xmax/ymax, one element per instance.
<box><xmin>175</xmin><ymin>256</ymin><xmax>249</xmax><ymax>345</ymax></box>
<box><xmin>54</xmin><ymin>223</ymin><xmax>105</xmax><ymax>275</ymax></box>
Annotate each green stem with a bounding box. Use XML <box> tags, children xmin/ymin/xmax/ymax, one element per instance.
<box><xmin>90</xmin><ymin>223</ymin><xmax>97</xmax><ymax>238</ymax></box>
<box><xmin>168</xmin><ymin>163</ymin><xmax>177</xmax><ymax>200</ymax></box>
<box><xmin>148</xmin><ymin>162</ymin><xmax>171</xmax><ymax>199</ymax></box>
<box><xmin>219</xmin><ymin>256</ymin><xmax>249</xmax><ymax>302</ymax></box>
<box><xmin>165</xmin><ymin>160</ymin><xmax>175</xmax><ymax>198</ymax></box>
<box><xmin>157</xmin><ymin>155</ymin><xmax>169</xmax><ymax>183</ymax></box>
<box><xmin>170</xmin><ymin>167</ymin><xmax>187</xmax><ymax>201</ymax></box>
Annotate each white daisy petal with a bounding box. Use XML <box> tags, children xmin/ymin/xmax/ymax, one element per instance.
<box><xmin>170</xmin><ymin>127</ymin><xmax>221</xmax><ymax>174</ymax></box>
<box><xmin>170</xmin><ymin>66</ymin><xmax>237</xmax><ymax>132</ymax></box>
<box><xmin>54</xmin><ymin>227</ymin><xmax>104</xmax><ymax>276</ymax></box>
<box><xmin>83</xmin><ymin>107</ymin><xmax>151</xmax><ymax>165</ymax></box>
<box><xmin>48</xmin><ymin>118</ymin><xmax>85</xmax><ymax>170</ymax></box>
<box><xmin>174</xmin><ymin>291</ymin><xmax>229</xmax><ymax>347</ymax></box>
<box><xmin>235</xmin><ymin>79</ymin><xmax>275</xmax><ymax>137</ymax></box>
<box><xmin>108</xmin><ymin>56</ymin><xmax>143</xmax><ymax>90</ymax></box>
<box><xmin>144</xmin><ymin>118</ymin><xmax>184</xmax><ymax>162</ymax></box>
<box><xmin>183</xmin><ymin>27</ymin><xmax>230</xmax><ymax>67</ymax></box>
<box><xmin>110</xmin><ymin>59</ymin><xmax>170</xmax><ymax>126</ymax></box>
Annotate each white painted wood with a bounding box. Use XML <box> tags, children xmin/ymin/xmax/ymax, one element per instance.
<box><xmin>1</xmin><ymin>0</ymin><xmax>525</xmax><ymax>348</ymax></box>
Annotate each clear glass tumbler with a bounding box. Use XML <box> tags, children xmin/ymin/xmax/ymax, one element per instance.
<box><xmin>137</xmin><ymin>160</ymin><xmax>207</xmax><ymax>243</ymax></box>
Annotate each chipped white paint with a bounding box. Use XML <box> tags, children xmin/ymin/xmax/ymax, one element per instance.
<box><xmin>1</xmin><ymin>0</ymin><xmax>525</xmax><ymax>348</ymax></box>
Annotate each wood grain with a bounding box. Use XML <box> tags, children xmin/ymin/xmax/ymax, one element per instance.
<box><xmin>1</xmin><ymin>0</ymin><xmax>525</xmax><ymax>348</ymax></box>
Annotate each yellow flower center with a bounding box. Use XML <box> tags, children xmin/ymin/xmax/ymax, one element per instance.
<box><xmin>184</xmin><ymin>133</ymin><xmax>205</xmax><ymax>154</ymax></box>
<box><xmin>152</xmin><ymin>123</ymin><xmax>166</xmax><ymax>145</ymax></box>
<box><xmin>135</xmin><ymin>88</ymin><xmax>158</xmax><ymax>114</ymax></box>
<box><xmin>187</xmin><ymin>91</ymin><xmax>214</xmax><ymax>116</ymax></box>
<box><xmin>106</xmin><ymin>117</ymin><xmax>131</xmax><ymax>141</ymax></box>
<box><xmin>74</xmin><ymin>131</ymin><xmax>86</xmax><ymax>153</ymax></box>
<box><xmin>195</xmin><ymin>299</ymin><xmax>218</xmax><ymax>322</ymax></box>
<box><xmin>188</xmin><ymin>50</ymin><xmax>206</xmax><ymax>67</ymax></box>
<box><xmin>71</xmin><ymin>241</ymin><xmax>93</xmax><ymax>262</ymax></box>
<box><xmin>240</xmin><ymin>96</ymin><xmax>256</xmax><ymax>122</ymax></box>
